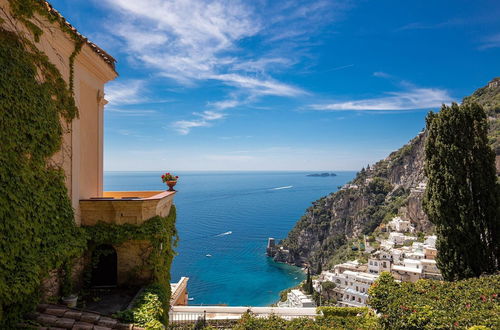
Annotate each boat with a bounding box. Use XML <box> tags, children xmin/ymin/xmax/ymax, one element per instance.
<box><xmin>188</xmin><ymin>298</ymin><xmax>194</xmax><ymax>301</ymax></box>
<box><xmin>206</xmin><ymin>254</ymin><xmax>212</xmax><ymax>257</ymax></box>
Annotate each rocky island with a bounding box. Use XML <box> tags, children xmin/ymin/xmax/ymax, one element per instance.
<box><xmin>306</xmin><ymin>173</ymin><xmax>337</xmax><ymax>177</ymax></box>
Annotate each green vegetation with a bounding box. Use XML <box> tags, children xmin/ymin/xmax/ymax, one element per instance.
<box><xmin>229</xmin><ymin>309</ymin><xmax>380</xmax><ymax>330</ymax></box>
<box><xmin>463</xmin><ymin>78</ymin><xmax>500</xmax><ymax>168</ymax></box>
<box><xmin>424</xmin><ymin>102</ymin><xmax>499</xmax><ymax>280</ymax></box>
<box><xmin>0</xmin><ymin>25</ymin><xmax>86</xmax><ymax>327</ymax></box>
<box><xmin>303</xmin><ymin>268</ymin><xmax>314</xmax><ymax>294</ymax></box>
<box><xmin>319</xmin><ymin>281</ymin><xmax>337</xmax><ymax>305</ymax></box>
<box><xmin>369</xmin><ymin>272</ymin><xmax>500</xmax><ymax>329</ymax></box>
<box><xmin>0</xmin><ymin>6</ymin><xmax>176</xmax><ymax>327</ymax></box>
<box><xmin>115</xmin><ymin>284</ymin><xmax>168</xmax><ymax>330</ymax></box>
<box><xmin>85</xmin><ymin>207</ymin><xmax>178</xmax><ymax>325</ymax></box>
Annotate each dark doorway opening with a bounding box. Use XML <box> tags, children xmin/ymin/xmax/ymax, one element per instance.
<box><xmin>91</xmin><ymin>244</ymin><xmax>117</xmax><ymax>287</ymax></box>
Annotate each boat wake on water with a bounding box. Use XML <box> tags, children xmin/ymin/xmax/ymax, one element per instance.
<box><xmin>215</xmin><ymin>231</ymin><xmax>233</xmax><ymax>237</ymax></box>
<box><xmin>270</xmin><ymin>185</ymin><xmax>293</xmax><ymax>190</ymax></box>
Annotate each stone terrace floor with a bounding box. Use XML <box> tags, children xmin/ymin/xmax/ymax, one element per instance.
<box><xmin>24</xmin><ymin>304</ymin><xmax>144</xmax><ymax>330</ymax></box>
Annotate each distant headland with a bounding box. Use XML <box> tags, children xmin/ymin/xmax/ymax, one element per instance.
<box><xmin>306</xmin><ymin>172</ymin><xmax>337</xmax><ymax>177</ymax></box>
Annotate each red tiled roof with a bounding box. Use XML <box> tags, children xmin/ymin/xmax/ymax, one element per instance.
<box><xmin>41</xmin><ymin>1</ymin><xmax>117</xmax><ymax>71</ymax></box>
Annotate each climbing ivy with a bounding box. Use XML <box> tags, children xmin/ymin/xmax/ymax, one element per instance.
<box><xmin>84</xmin><ymin>207</ymin><xmax>178</xmax><ymax>326</ymax></box>
<box><xmin>0</xmin><ymin>26</ymin><xmax>86</xmax><ymax>327</ymax></box>
<box><xmin>0</xmin><ymin>2</ymin><xmax>177</xmax><ymax>328</ymax></box>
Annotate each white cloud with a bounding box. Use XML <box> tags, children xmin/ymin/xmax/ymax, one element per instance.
<box><xmin>172</xmin><ymin>119</ymin><xmax>211</xmax><ymax>135</ymax></box>
<box><xmin>101</xmin><ymin>0</ymin><xmax>341</xmax><ymax>133</ymax></box>
<box><xmin>197</xmin><ymin>111</ymin><xmax>225</xmax><ymax>121</ymax></box>
<box><xmin>172</xmin><ymin>110</ymin><xmax>226</xmax><ymax>134</ymax></box>
<box><xmin>106</xmin><ymin>108</ymin><xmax>158</xmax><ymax>116</ymax></box>
<box><xmin>209</xmin><ymin>99</ymin><xmax>241</xmax><ymax>110</ymax></box>
<box><xmin>106</xmin><ymin>80</ymin><xmax>145</xmax><ymax>105</ymax></box>
<box><xmin>479</xmin><ymin>33</ymin><xmax>500</xmax><ymax>50</ymax></box>
<box><xmin>212</xmin><ymin>74</ymin><xmax>305</xmax><ymax>97</ymax></box>
<box><xmin>310</xmin><ymin>87</ymin><xmax>453</xmax><ymax>111</ymax></box>
<box><xmin>373</xmin><ymin>71</ymin><xmax>393</xmax><ymax>79</ymax></box>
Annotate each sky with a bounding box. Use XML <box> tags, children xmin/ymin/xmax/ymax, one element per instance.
<box><xmin>50</xmin><ymin>0</ymin><xmax>500</xmax><ymax>171</ymax></box>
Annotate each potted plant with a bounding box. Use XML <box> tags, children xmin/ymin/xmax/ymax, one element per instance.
<box><xmin>61</xmin><ymin>261</ymin><xmax>78</xmax><ymax>308</ymax></box>
<box><xmin>161</xmin><ymin>172</ymin><xmax>179</xmax><ymax>191</ymax></box>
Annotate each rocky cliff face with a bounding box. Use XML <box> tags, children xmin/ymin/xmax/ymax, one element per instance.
<box><xmin>272</xmin><ymin>78</ymin><xmax>500</xmax><ymax>269</ymax></box>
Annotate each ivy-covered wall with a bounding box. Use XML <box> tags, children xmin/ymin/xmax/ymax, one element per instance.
<box><xmin>85</xmin><ymin>207</ymin><xmax>178</xmax><ymax>327</ymax></box>
<box><xmin>0</xmin><ymin>1</ymin><xmax>177</xmax><ymax>327</ymax></box>
<box><xmin>0</xmin><ymin>24</ymin><xmax>86</xmax><ymax>327</ymax></box>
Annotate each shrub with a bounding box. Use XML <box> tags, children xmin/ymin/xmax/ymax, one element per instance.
<box><xmin>369</xmin><ymin>273</ymin><xmax>500</xmax><ymax>329</ymax></box>
<box><xmin>232</xmin><ymin>310</ymin><xmax>380</xmax><ymax>330</ymax></box>
<box><xmin>115</xmin><ymin>284</ymin><xmax>167</xmax><ymax>330</ymax></box>
<box><xmin>318</xmin><ymin>306</ymin><xmax>370</xmax><ymax>317</ymax></box>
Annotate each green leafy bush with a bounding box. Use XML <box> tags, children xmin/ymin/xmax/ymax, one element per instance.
<box><xmin>232</xmin><ymin>310</ymin><xmax>380</xmax><ymax>330</ymax></box>
<box><xmin>318</xmin><ymin>306</ymin><xmax>370</xmax><ymax>317</ymax></box>
<box><xmin>115</xmin><ymin>284</ymin><xmax>167</xmax><ymax>330</ymax></box>
<box><xmin>369</xmin><ymin>272</ymin><xmax>500</xmax><ymax>329</ymax></box>
<box><xmin>86</xmin><ymin>207</ymin><xmax>177</xmax><ymax>325</ymax></box>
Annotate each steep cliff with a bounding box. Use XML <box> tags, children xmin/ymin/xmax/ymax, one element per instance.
<box><xmin>273</xmin><ymin>78</ymin><xmax>500</xmax><ymax>269</ymax></box>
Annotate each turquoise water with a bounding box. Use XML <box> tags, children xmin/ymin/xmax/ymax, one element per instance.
<box><xmin>104</xmin><ymin>171</ymin><xmax>355</xmax><ymax>306</ymax></box>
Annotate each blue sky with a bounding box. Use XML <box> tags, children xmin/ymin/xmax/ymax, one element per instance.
<box><xmin>50</xmin><ymin>0</ymin><xmax>500</xmax><ymax>171</ymax></box>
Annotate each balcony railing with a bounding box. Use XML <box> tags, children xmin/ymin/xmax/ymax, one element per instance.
<box><xmin>80</xmin><ymin>190</ymin><xmax>175</xmax><ymax>226</ymax></box>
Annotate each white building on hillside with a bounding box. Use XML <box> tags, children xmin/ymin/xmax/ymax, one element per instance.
<box><xmin>388</xmin><ymin>217</ymin><xmax>415</xmax><ymax>233</ymax></box>
<box><xmin>424</xmin><ymin>235</ymin><xmax>437</xmax><ymax>248</ymax></box>
<box><xmin>367</xmin><ymin>250</ymin><xmax>392</xmax><ymax>274</ymax></box>
<box><xmin>333</xmin><ymin>260</ymin><xmax>367</xmax><ymax>273</ymax></box>
<box><xmin>388</xmin><ymin>232</ymin><xmax>417</xmax><ymax>246</ymax></box>
<box><xmin>278</xmin><ymin>289</ymin><xmax>316</xmax><ymax>308</ymax></box>
<box><xmin>324</xmin><ymin>270</ymin><xmax>379</xmax><ymax>307</ymax></box>
<box><xmin>391</xmin><ymin>259</ymin><xmax>423</xmax><ymax>282</ymax></box>
<box><xmin>421</xmin><ymin>259</ymin><xmax>442</xmax><ymax>280</ymax></box>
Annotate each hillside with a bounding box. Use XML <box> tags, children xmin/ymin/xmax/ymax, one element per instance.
<box><xmin>272</xmin><ymin>78</ymin><xmax>500</xmax><ymax>269</ymax></box>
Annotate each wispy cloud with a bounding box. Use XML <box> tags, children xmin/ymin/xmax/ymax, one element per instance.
<box><xmin>172</xmin><ymin>110</ymin><xmax>226</xmax><ymax>135</ymax></box>
<box><xmin>373</xmin><ymin>71</ymin><xmax>393</xmax><ymax>79</ymax></box>
<box><xmin>310</xmin><ymin>87</ymin><xmax>453</xmax><ymax>111</ymax></box>
<box><xmin>396</xmin><ymin>19</ymin><xmax>464</xmax><ymax>31</ymax></box>
<box><xmin>106</xmin><ymin>80</ymin><xmax>145</xmax><ymax>105</ymax></box>
<box><xmin>479</xmin><ymin>33</ymin><xmax>500</xmax><ymax>50</ymax></box>
<box><xmin>100</xmin><ymin>0</ymin><xmax>341</xmax><ymax>133</ymax></box>
<box><xmin>106</xmin><ymin>108</ymin><xmax>158</xmax><ymax>116</ymax></box>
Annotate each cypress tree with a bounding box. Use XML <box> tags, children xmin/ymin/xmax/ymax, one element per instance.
<box><xmin>424</xmin><ymin>102</ymin><xmax>499</xmax><ymax>280</ymax></box>
<box><xmin>317</xmin><ymin>261</ymin><xmax>322</xmax><ymax>275</ymax></box>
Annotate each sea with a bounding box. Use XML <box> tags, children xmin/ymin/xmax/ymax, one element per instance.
<box><xmin>104</xmin><ymin>171</ymin><xmax>356</xmax><ymax>306</ymax></box>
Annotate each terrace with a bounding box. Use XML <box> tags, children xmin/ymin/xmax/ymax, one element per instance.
<box><xmin>79</xmin><ymin>190</ymin><xmax>175</xmax><ymax>226</ymax></box>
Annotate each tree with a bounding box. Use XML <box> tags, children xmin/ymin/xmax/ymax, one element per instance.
<box><xmin>302</xmin><ymin>267</ymin><xmax>314</xmax><ymax>295</ymax></box>
<box><xmin>321</xmin><ymin>281</ymin><xmax>336</xmax><ymax>303</ymax></box>
<box><xmin>424</xmin><ymin>102</ymin><xmax>499</xmax><ymax>280</ymax></box>
<box><xmin>316</xmin><ymin>261</ymin><xmax>322</xmax><ymax>275</ymax></box>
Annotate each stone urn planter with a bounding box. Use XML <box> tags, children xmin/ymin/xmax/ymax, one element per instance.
<box><xmin>62</xmin><ymin>294</ymin><xmax>78</xmax><ymax>308</ymax></box>
<box><xmin>166</xmin><ymin>180</ymin><xmax>177</xmax><ymax>191</ymax></box>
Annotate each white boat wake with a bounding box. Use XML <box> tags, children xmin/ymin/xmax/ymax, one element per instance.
<box><xmin>270</xmin><ymin>185</ymin><xmax>293</xmax><ymax>190</ymax></box>
<box><xmin>215</xmin><ymin>231</ymin><xmax>232</xmax><ymax>237</ymax></box>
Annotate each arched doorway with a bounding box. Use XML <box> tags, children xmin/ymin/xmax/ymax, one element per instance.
<box><xmin>91</xmin><ymin>244</ymin><xmax>117</xmax><ymax>287</ymax></box>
